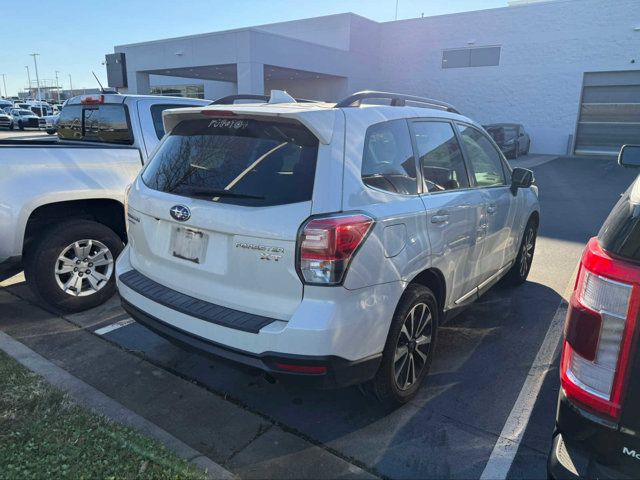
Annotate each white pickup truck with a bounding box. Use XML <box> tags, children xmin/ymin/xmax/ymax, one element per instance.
<box><xmin>0</xmin><ymin>93</ymin><xmax>209</xmax><ymax>312</ymax></box>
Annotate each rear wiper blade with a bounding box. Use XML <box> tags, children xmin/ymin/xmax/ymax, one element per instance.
<box><xmin>177</xmin><ymin>188</ymin><xmax>265</xmax><ymax>200</ymax></box>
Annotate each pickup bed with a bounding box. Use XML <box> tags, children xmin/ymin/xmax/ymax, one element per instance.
<box><xmin>0</xmin><ymin>93</ymin><xmax>209</xmax><ymax>312</ymax></box>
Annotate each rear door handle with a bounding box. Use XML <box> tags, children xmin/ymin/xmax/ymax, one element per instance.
<box><xmin>431</xmin><ymin>213</ymin><xmax>450</xmax><ymax>224</ymax></box>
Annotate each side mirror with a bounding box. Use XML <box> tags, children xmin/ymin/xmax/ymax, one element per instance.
<box><xmin>618</xmin><ymin>145</ymin><xmax>640</xmax><ymax>168</ymax></box>
<box><xmin>511</xmin><ymin>167</ymin><xmax>534</xmax><ymax>194</ymax></box>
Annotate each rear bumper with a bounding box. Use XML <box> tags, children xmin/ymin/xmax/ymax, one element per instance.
<box><xmin>548</xmin><ymin>392</ymin><xmax>640</xmax><ymax>479</ymax></box>
<box><xmin>116</xmin><ymin>246</ymin><xmax>400</xmax><ymax>388</ymax></box>
<box><xmin>121</xmin><ymin>298</ymin><xmax>381</xmax><ymax>388</ymax></box>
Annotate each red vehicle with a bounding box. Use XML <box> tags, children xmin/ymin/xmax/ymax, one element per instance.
<box><xmin>549</xmin><ymin>145</ymin><xmax>640</xmax><ymax>479</ymax></box>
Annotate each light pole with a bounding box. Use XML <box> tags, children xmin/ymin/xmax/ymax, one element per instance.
<box><xmin>68</xmin><ymin>74</ymin><xmax>73</xmax><ymax>98</ymax></box>
<box><xmin>25</xmin><ymin>66</ymin><xmax>31</xmax><ymax>98</ymax></box>
<box><xmin>395</xmin><ymin>0</ymin><xmax>399</xmax><ymax>20</ymax></box>
<box><xmin>55</xmin><ymin>70</ymin><xmax>61</xmax><ymax>103</ymax></box>
<box><xmin>29</xmin><ymin>53</ymin><xmax>41</xmax><ymax>101</ymax></box>
<box><xmin>0</xmin><ymin>74</ymin><xmax>6</xmax><ymax>99</ymax></box>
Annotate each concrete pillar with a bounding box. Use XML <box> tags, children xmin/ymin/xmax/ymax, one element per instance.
<box><xmin>132</xmin><ymin>72</ymin><xmax>151</xmax><ymax>95</ymax></box>
<box><xmin>236</xmin><ymin>62</ymin><xmax>264</xmax><ymax>95</ymax></box>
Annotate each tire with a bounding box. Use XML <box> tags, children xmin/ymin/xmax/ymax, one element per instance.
<box><xmin>371</xmin><ymin>284</ymin><xmax>439</xmax><ymax>408</ymax></box>
<box><xmin>46</xmin><ymin>129</ymin><xmax>55</xmax><ymax>135</ymax></box>
<box><xmin>524</xmin><ymin>142</ymin><xmax>530</xmax><ymax>155</ymax></box>
<box><xmin>24</xmin><ymin>220</ymin><xmax>124</xmax><ymax>313</ymax></box>
<box><xmin>504</xmin><ymin>218</ymin><xmax>538</xmax><ymax>286</ymax></box>
<box><xmin>513</xmin><ymin>142</ymin><xmax>520</xmax><ymax>159</ymax></box>
<box><xmin>8</xmin><ymin>123</ymin><xmax>13</xmax><ymax>130</ymax></box>
<box><xmin>18</xmin><ymin>121</ymin><xmax>24</xmax><ymax>131</ymax></box>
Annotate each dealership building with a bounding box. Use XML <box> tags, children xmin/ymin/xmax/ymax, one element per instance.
<box><xmin>107</xmin><ymin>0</ymin><xmax>639</xmax><ymax>156</ymax></box>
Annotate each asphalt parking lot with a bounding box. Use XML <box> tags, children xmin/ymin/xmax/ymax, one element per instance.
<box><xmin>0</xmin><ymin>153</ymin><xmax>636</xmax><ymax>479</ymax></box>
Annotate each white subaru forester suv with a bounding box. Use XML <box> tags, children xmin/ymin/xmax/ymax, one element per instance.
<box><xmin>117</xmin><ymin>91</ymin><xmax>540</xmax><ymax>406</ymax></box>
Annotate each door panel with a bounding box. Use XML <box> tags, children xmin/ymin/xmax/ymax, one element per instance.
<box><xmin>411</xmin><ymin>120</ymin><xmax>486</xmax><ymax>306</ymax></box>
<box><xmin>421</xmin><ymin>190</ymin><xmax>487</xmax><ymax>305</ymax></box>
<box><xmin>456</xmin><ymin>123</ymin><xmax>515</xmax><ymax>280</ymax></box>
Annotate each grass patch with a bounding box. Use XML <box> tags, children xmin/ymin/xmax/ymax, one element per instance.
<box><xmin>0</xmin><ymin>351</ymin><xmax>205</xmax><ymax>479</ymax></box>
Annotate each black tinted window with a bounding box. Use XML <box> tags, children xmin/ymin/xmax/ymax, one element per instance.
<box><xmin>150</xmin><ymin>104</ymin><xmax>198</xmax><ymax>140</ymax></box>
<box><xmin>142</xmin><ymin>118</ymin><xmax>319</xmax><ymax>207</ymax></box>
<box><xmin>361</xmin><ymin>119</ymin><xmax>417</xmax><ymax>195</ymax></box>
<box><xmin>83</xmin><ymin>105</ymin><xmax>132</xmax><ymax>144</ymax></box>
<box><xmin>413</xmin><ymin>121</ymin><xmax>469</xmax><ymax>192</ymax></box>
<box><xmin>57</xmin><ymin>105</ymin><xmax>83</xmax><ymax>139</ymax></box>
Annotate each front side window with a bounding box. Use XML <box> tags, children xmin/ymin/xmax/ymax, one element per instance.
<box><xmin>361</xmin><ymin>119</ymin><xmax>417</xmax><ymax>195</ymax></box>
<box><xmin>413</xmin><ymin>121</ymin><xmax>469</xmax><ymax>192</ymax></box>
<box><xmin>142</xmin><ymin>118</ymin><xmax>319</xmax><ymax>207</ymax></box>
<box><xmin>457</xmin><ymin>124</ymin><xmax>506</xmax><ymax>187</ymax></box>
<box><xmin>150</xmin><ymin>104</ymin><xmax>200</xmax><ymax>140</ymax></box>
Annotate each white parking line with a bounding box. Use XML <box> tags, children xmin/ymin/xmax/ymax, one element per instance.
<box><xmin>94</xmin><ymin>317</ymin><xmax>136</xmax><ymax>336</ymax></box>
<box><xmin>480</xmin><ymin>299</ymin><xmax>567</xmax><ymax>480</ymax></box>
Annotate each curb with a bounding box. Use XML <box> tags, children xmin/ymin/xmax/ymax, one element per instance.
<box><xmin>0</xmin><ymin>331</ymin><xmax>235</xmax><ymax>480</ymax></box>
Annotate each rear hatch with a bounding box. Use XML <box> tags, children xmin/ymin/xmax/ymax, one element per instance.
<box><xmin>127</xmin><ymin>112</ymin><xmax>321</xmax><ymax>320</ymax></box>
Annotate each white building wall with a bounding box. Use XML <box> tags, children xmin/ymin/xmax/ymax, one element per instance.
<box><xmin>376</xmin><ymin>0</ymin><xmax>640</xmax><ymax>154</ymax></box>
<box><xmin>112</xmin><ymin>0</ymin><xmax>640</xmax><ymax>154</ymax></box>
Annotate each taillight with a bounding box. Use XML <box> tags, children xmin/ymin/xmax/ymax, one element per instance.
<box><xmin>298</xmin><ymin>213</ymin><xmax>374</xmax><ymax>285</ymax></box>
<box><xmin>560</xmin><ymin>237</ymin><xmax>640</xmax><ymax>420</ymax></box>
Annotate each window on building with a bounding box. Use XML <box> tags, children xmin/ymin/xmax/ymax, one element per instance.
<box><xmin>413</xmin><ymin>121</ymin><xmax>469</xmax><ymax>192</ymax></box>
<box><xmin>442</xmin><ymin>46</ymin><xmax>501</xmax><ymax>69</ymax></box>
<box><xmin>361</xmin><ymin>119</ymin><xmax>418</xmax><ymax>195</ymax></box>
<box><xmin>150</xmin><ymin>84</ymin><xmax>205</xmax><ymax>99</ymax></box>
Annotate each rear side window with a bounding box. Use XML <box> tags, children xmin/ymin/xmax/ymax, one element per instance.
<box><xmin>58</xmin><ymin>104</ymin><xmax>132</xmax><ymax>145</ymax></box>
<box><xmin>142</xmin><ymin>118</ymin><xmax>319</xmax><ymax>207</ymax></box>
<box><xmin>457</xmin><ymin>124</ymin><xmax>506</xmax><ymax>187</ymax></box>
<box><xmin>150</xmin><ymin>104</ymin><xmax>200</xmax><ymax>140</ymax></box>
<box><xmin>413</xmin><ymin>121</ymin><xmax>469</xmax><ymax>192</ymax></box>
<box><xmin>361</xmin><ymin>119</ymin><xmax>418</xmax><ymax>195</ymax></box>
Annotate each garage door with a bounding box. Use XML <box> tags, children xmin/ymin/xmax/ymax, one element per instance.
<box><xmin>575</xmin><ymin>70</ymin><xmax>640</xmax><ymax>156</ymax></box>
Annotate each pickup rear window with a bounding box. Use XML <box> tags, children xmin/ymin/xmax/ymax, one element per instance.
<box><xmin>142</xmin><ymin>117</ymin><xmax>319</xmax><ymax>207</ymax></box>
<box><xmin>57</xmin><ymin>104</ymin><xmax>133</xmax><ymax>145</ymax></box>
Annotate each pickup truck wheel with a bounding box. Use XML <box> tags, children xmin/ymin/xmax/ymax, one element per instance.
<box><xmin>371</xmin><ymin>284</ymin><xmax>438</xmax><ymax>408</ymax></box>
<box><xmin>25</xmin><ymin>220</ymin><xmax>124</xmax><ymax>313</ymax></box>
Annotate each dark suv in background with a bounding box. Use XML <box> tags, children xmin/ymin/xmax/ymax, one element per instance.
<box><xmin>484</xmin><ymin>123</ymin><xmax>530</xmax><ymax>159</ymax></box>
<box><xmin>549</xmin><ymin>145</ymin><xmax>640</xmax><ymax>479</ymax></box>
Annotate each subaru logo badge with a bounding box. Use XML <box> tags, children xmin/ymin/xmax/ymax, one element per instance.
<box><xmin>170</xmin><ymin>205</ymin><xmax>191</xmax><ymax>222</ymax></box>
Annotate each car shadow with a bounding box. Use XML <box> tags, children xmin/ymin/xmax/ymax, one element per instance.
<box><xmin>105</xmin><ymin>278</ymin><xmax>562</xmax><ymax>479</ymax></box>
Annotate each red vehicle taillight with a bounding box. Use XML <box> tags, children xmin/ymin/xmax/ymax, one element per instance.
<box><xmin>298</xmin><ymin>213</ymin><xmax>374</xmax><ymax>285</ymax></box>
<box><xmin>560</xmin><ymin>237</ymin><xmax>640</xmax><ymax>420</ymax></box>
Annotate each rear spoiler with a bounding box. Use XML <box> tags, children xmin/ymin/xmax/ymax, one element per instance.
<box><xmin>162</xmin><ymin>106</ymin><xmax>337</xmax><ymax>145</ymax></box>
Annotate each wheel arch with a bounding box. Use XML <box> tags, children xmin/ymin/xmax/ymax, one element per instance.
<box><xmin>23</xmin><ymin>199</ymin><xmax>126</xmax><ymax>258</ymax></box>
<box><xmin>407</xmin><ymin>267</ymin><xmax>447</xmax><ymax>313</ymax></box>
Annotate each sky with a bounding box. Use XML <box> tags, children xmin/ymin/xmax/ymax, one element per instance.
<box><xmin>0</xmin><ymin>0</ymin><xmax>509</xmax><ymax>98</ymax></box>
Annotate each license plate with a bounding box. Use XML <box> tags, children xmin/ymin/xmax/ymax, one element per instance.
<box><xmin>171</xmin><ymin>227</ymin><xmax>208</xmax><ymax>264</ymax></box>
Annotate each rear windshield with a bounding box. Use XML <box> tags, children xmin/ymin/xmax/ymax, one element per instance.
<box><xmin>57</xmin><ymin>104</ymin><xmax>133</xmax><ymax>145</ymax></box>
<box><xmin>142</xmin><ymin>117</ymin><xmax>319</xmax><ymax>207</ymax></box>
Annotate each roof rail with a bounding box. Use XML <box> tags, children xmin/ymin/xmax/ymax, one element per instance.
<box><xmin>210</xmin><ymin>94</ymin><xmax>320</xmax><ymax>105</ymax></box>
<box><xmin>335</xmin><ymin>90</ymin><xmax>460</xmax><ymax>114</ymax></box>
